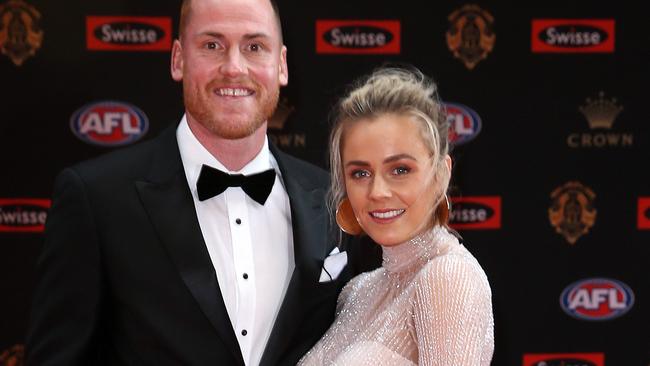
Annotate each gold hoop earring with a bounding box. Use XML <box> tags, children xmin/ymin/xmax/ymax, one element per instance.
<box><xmin>336</xmin><ymin>198</ymin><xmax>363</xmax><ymax>235</ymax></box>
<box><xmin>437</xmin><ymin>194</ymin><xmax>451</xmax><ymax>225</ymax></box>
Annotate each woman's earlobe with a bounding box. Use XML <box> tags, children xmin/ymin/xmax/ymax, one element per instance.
<box><xmin>445</xmin><ymin>155</ymin><xmax>452</xmax><ymax>172</ymax></box>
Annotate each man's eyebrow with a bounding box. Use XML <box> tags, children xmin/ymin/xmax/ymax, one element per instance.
<box><xmin>195</xmin><ymin>32</ymin><xmax>271</xmax><ymax>40</ymax></box>
<box><xmin>243</xmin><ymin>32</ymin><xmax>271</xmax><ymax>40</ymax></box>
<box><xmin>197</xmin><ymin>31</ymin><xmax>224</xmax><ymax>38</ymax></box>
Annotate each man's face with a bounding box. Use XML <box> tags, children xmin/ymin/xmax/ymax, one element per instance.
<box><xmin>171</xmin><ymin>0</ymin><xmax>288</xmax><ymax>139</ymax></box>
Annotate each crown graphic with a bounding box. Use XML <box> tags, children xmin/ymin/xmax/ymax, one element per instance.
<box><xmin>579</xmin><ymin>91</ymin><xmax>623</xmax><ymax>129</ymax></box>
<box><xmin>268</xmin><ymin>97</ymin><xmax>294</xmax><ymax>130</ymax></box>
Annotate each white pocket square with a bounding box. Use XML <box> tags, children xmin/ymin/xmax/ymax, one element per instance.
<box><xmin>319</xmin><ymin>247</ymin><xmax>348</xmax><ymax>283</ymax></box>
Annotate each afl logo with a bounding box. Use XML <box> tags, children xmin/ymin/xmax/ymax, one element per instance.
<box><xmin>70</xmin><ymin>101</ymin><xmax>149</xmax><ymax>147</ymax></box>
<box><xmin>560</xmin><ymin>278</ymin><xmax>634</xmax><ymax>321</ymax></box>
<box><xmin>444</xmin><ymin>103</ymin><xmax>481</xmax><ymax>146</ymax></box>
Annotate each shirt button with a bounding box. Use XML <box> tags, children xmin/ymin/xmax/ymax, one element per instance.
<box><xmin>241</xmin><ymin>329</ymin><xmax>247</xmax><ymax>336</ymax></box>
<box><xmin>243</xmin><ymin>273</ymin><xmax>249</xmax><ymax>279</ymax></box>
<box><xmin>235</xmin><ymin>218</ymin><xmax>242</xmax><ymax>225</ymax></box>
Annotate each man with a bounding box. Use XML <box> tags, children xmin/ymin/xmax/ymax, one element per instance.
<box><xmin>25</xmin><ymin>0</ymin><xmax>379</xmax><ymax>364</ymax></box>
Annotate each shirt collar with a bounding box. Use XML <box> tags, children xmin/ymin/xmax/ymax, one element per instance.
<box><xmin>176</xmin><ymin>114</ymin><xmax>281</xmax><ymax>193</ymax></box>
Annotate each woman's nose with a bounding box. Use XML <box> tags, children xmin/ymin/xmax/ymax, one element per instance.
<box><xmin>368</xmin><ymin>176</ymin><xmax>391</xmax><ymax>200</ymax></box>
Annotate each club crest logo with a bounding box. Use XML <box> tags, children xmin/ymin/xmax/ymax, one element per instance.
<box><xmin>0</xmin><ymin>344</ymin><xmax>24</xmax><ymax>366</ymax></box>
<box><xmin>446</xmin><ymin>4</ymin><xmax>495</xmax><ymax>70</ymax></box>
<box><xmin>549</xmin><ymin>181</ymin><xmax>596</xmax><ymax>245</ymax></box>
<box><xmin>0</xmin><ymin>0</ymin><xmax>43</xmax><ymax>66</ymax></box>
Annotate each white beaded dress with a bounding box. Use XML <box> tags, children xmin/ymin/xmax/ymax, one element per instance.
<box><xmin>298</xmin><ymin>226</ymin><xmax>494</xmax><ymax>366</ymax></box>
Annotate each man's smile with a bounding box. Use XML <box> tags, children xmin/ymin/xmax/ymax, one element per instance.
<box><xmin>214</xmin><ymin>87</ymin><xmax>255</xmax><ymax>97</ymax></box>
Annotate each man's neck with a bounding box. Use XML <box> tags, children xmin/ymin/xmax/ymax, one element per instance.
<box><xmin>186</xmin><ymin>118</ymin><xmax>267</xmax><ymax>172</ymax></box>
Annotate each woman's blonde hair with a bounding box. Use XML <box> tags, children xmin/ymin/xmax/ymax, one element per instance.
<box><xmin>328</xmin><ymin>66</ymin><xmax>451</xmax><ymax>228</ymax></box>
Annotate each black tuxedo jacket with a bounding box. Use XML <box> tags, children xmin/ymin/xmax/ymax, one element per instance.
<box><xmin>26</xmin><ymin>125</ymin><xmax>380</xmax><ymax>366</ymax></box>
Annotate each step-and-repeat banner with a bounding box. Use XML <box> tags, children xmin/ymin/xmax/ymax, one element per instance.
<box><xmin>1</xmin><ymin>0</ymin><xmax>648</xmax><ymax>364</ymax></box>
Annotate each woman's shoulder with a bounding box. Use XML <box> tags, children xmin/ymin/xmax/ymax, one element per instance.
<box><xmin>416</xmin><ymin>243</ymin><xmax>491</xmax><ymax>292</ymax></box>
<box><xmin>345</xmin><ymin>266</ymin><xmax>386</xmax><ymax>293</ymax></box>
<box><xmin>337</xmin><ymin>267</ymin><xmax>386</xmax><ymax>307</ymax></box>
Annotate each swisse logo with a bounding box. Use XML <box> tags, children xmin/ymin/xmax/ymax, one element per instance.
<box><xmin>444</xmin><ymin>102</ymin><xmax>482</xmax><ymax>146</ymax></box>
<box><xmin>532</xmin><ymin>19</ymin><xmax>615</xmax><ymax>53</ymax></box>
<box><xmin>0</xmin><ymin>199</ymin><xmax>50</xmax><ymax>233</ymax></box>
<box><xmin>638</xmin><ymin>197</ymin><xmax>650</xmax><ymax>229</ymax></box>
<box><xmin>560</xmin><ymin>278</ymin><xmax>634</xmax><ymax>321</ymax></box>
<box><xmin>523</xmin><ymin>353</ymin><xmax>604</xmax><ymax>366</ymax></box>
<box><xmin>316</xmin><ymin>20</ymin><xmax>400</xmax><ymax>54</ymax></box>
<box><xmin>70</xmin><ymin>101</ymin><xmax>149</xmax><ymax>147</ymax></box>
<box><xmin>86</xmin><ymin>16</ymin><xmax>172</xmax><ymax>51</ymax></box>
<box><xmin>449</xmin><ymin>196</ymin><xmax>501</xmax><ymax>230</ymax></box>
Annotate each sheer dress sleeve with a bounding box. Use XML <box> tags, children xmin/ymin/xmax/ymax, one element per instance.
<box><xmin>412</xmin><ymin>254</ymin><xmax>494</xmax><ymax>366</ymax></box>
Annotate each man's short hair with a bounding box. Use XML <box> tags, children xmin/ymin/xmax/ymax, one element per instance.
<box><xmin>178</xmin><ymin>0</ymin><xmax>283</xmax><ymax>43</ymax></box>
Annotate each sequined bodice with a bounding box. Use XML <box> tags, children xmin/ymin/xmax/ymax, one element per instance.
<box><xmin>298</xmin><ymin>227</ymin><xmax>494</xmax><ymax>366</ymax></box>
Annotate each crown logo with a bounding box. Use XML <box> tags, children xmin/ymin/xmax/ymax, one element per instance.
<box><xmin>579</xmin><ymin>91</ymin><xmax>623</xmax><ymax>129</ymax></box>
<box><xmin>268</xmin><ymin>97</ymin><xmax>294</xmax><ymax>130</ymax></box>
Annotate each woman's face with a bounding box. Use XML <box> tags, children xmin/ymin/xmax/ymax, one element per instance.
<box><xmin>342</xmin><ymin>113</ymin><xmax>446</xmax><ymax>246</ymax></box>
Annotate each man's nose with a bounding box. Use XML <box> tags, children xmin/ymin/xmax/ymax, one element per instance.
<box><xmin>219</xmin><ymin>48</ymin><xmax>246</xmax><ymax>77</ymax></box>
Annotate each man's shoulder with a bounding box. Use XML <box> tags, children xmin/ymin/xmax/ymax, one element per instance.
<box><xmin>70</xmin><ymin>124</ymin><xmax>178</xmax><ymax>183</ymax></box>
<box><xmin>279</xmin><ymin>152</ymin><xmax>328</xmax><ymax>176</ymax></box>
<box><xmin>272</xmin><ymin>146</ymin><xmax>329</xmax><ymax>186</ymax></box>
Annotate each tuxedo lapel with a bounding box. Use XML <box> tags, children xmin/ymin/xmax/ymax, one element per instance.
<box><xmin>260</xmin><ymin>145</ymin><xmax>330</xmax><ymax>366</ymax></box>
<box><xmin>134</xmin><ymin>126</ymin><xmax>244</xmax><ymax>365</ymax></box>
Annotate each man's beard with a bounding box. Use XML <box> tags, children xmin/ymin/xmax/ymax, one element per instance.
<box><xmin>183</xmin><ymin>78</ymin><xmax>279</xmax><ymax>140</ymax></box>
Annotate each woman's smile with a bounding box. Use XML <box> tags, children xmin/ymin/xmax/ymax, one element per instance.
<box><xmin>368</xmin><ymin>208</ymin><xmax>406</xmax><ymax>222</ymax></box>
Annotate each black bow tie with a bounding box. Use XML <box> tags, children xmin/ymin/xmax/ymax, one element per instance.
<box><xmin>196</xmin><ymin>164</ymin><xmax>276</xmax><ymax>205</ymax></box>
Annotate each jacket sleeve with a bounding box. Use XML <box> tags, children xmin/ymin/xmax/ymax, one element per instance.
<box><xmin>412</xmin><ymin>255</ymin><xmax>494</xmax><ymax>366</ymax></box>
<box><xmin>25</xmin><ymin>168</ymin><xmax>104</xmax><ymax>365</ymax></box>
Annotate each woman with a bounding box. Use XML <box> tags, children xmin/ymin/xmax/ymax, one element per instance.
<box><xmin>299</xmin><ymin>67</ymin><xmax>494</xmax><ymax>365</ymax></box>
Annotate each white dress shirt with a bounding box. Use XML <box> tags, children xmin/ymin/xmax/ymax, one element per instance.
<box><xmin>177</xmin><ymin>115</ymin><xmax>295</xmax><ymax>366</ymax></box>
